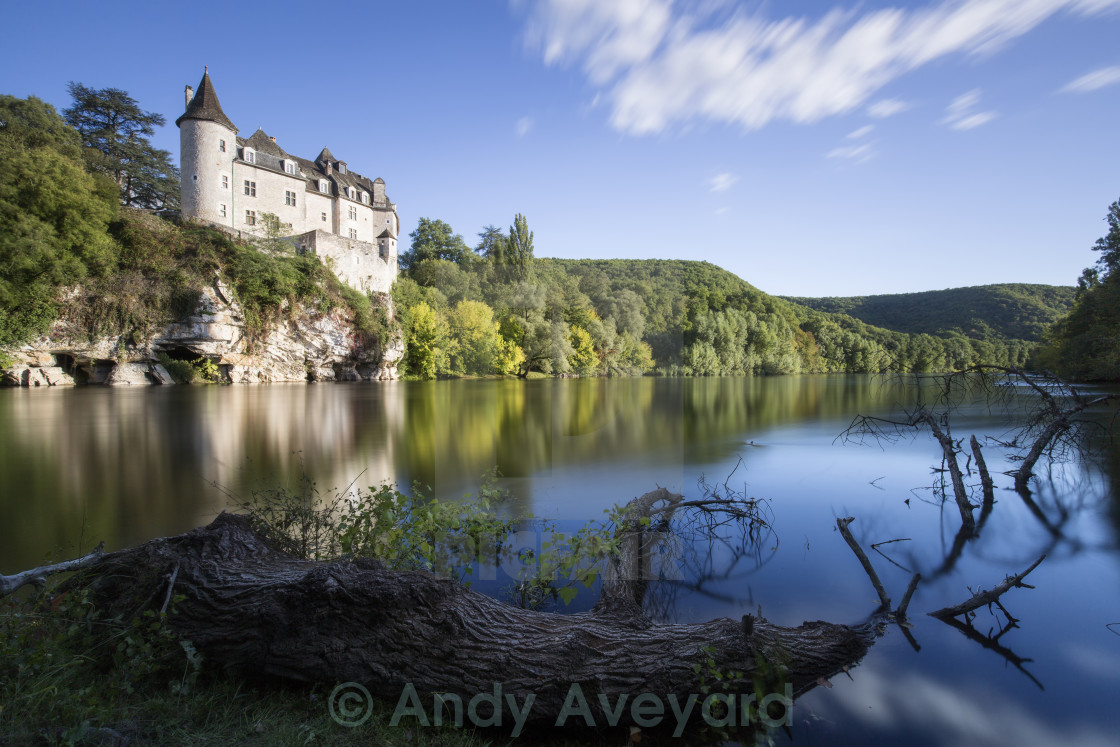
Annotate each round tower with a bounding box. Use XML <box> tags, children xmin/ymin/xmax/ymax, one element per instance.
<box><xmin>176</xmin><ymin>69</ymin><xmax>237</xmax><ymax>227</ymax></box>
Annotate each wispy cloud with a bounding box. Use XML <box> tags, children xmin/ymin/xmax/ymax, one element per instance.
<box><xmin>515</xmin><ymin>116</ymin><xmax>534</xmax><ymax>137</ymax></box>
<box><xmin>847</xmin><ymin>124</ymin><xmax>875</xmax><ymax>139</ymax></box>
<box><xmin>708</xmin><ymin>172</ymin><xmax>738</xmax><ymax>192</ymax></box>
<box><xmin>827</xmin><ymin>143</ymin><xmax>874</xmax><ymax>160</ymax></box>
<box><xmin>522</xmin><ymin>0</ymin><xmax>1120</xmax><ymax>135</ymax></box>
<box><xmin>942</xmin><ymin>89</ymin><xmax>997</xmax><ymax>130</ymax></box>
<box><xmin>1061</xmin><ymin>65</ymin><xmax>1120</xmax><ymax>92</ymax></box>
<box><xmin>867</xmin><ymin>99</ymin><xmax>911</xmax><ymax>119</ymax></box>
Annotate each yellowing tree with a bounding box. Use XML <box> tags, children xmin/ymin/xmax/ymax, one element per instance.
<box><xmin>403</xmin><ymin>301</ymin><xmax>451</xmax><ymax>379</ymax></box>
<box><xmin>448</xmin><ymin>300</ymin><xmax>501</xmax><ymax>376</ymax></box>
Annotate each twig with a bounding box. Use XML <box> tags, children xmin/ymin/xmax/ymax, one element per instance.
<box><xmin>161</xmin><ymin>562</ymin><xmax>181</xmax><ymax>614</ymax></box>
<box><xmin>836</xmin><ymin>517</ymin><xmax>891</xmax><ymax>609</ymax></box>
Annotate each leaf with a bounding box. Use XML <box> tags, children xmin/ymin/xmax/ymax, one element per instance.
<box><xmin>557</xmin><ymin>586</ymin><xmax>578</xmax><ymax>605</ymax></box>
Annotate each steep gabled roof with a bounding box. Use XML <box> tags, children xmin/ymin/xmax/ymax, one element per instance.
<box><xmin>244</xmin><ymin>128</ymin><xmax>289</xmax><ymax>158</ymax></box>
<box><xmin>175</xmin><ymin>70</ymin><xmax>237</xmax><ymax>132</ymax></box>
<box><xmin>376</xmin><ymin>228</ymin><xmax>397</xmax><ymax>239</ymax></box>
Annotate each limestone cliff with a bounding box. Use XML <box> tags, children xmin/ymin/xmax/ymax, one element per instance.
<box><xmin>1</xmin><ymin>277</ymin><xmax>403</xmax><ymax>388</ymax></box>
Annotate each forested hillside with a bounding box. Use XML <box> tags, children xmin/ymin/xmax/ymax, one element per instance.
<box><xmin>783</xmin><ymin>284</ymin><xmax>1076</xmax><ymax>342</ymax></box>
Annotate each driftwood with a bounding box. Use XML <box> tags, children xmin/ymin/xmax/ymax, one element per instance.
<box><xmin>54</xmin><ymin>490</ymin><xmax>876</xmax><ymax>731</ymax></box>
<box><xmin>0</xmin><ymin>542</ymin><xmax>104</xmax><ymax>596</ymax></box>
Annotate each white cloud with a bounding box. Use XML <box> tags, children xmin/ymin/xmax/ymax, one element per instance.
<box><xmin>708</xmin><ymin>172</ymin><xmax>738</xmax><ymax>192</ymax></box>
<box><xmin>827</xmin><ymin>143</ymin><xmax>874</xmax><ymax>160</ymax></box>
<box><xmin>515</xmin><ymin>117</ymin><xmax>534</xmax><ymax>137</ymax></box>
<box><xmin>847</xmin><ymin>124</ymin><xmax>875</xmax><ymax>138</ymax></box>
<box><xmin>522</xmin><ymin>0</ymin><xmax>1120</xmax><ymax>135</ymax></box>
<box><xmin>867</xmin><ymin>99</ymin><xmax>911</xmax><ymax>118</ymax></box>
<box><xmin>942</xmin><ymin>88</ymin><xmax>997</xmax><ymax>129</ymax></box>
<box><xmin>1061</xmin><ymin>65</ymin><xmax>1120</xmax><ymax>92</ymax></box>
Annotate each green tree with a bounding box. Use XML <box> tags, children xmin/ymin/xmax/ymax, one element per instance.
<box><xmin>63</xmin><ymin>83</ymin><xmax>179</xmax><ymax>209</ymax></box>
<box><xmin>403</xmin><ymin>301</ymin><xmax>451</xmax><ymax>379</ymax></box>
<box><xmin>0</xmin><ymin>95</ymin><xmax>119</xmax><ymax>345</ymax></box>
<box><xmin>476</xmin><ymin>225</ymin><xmax>507</xmax><ymax>262</ymax></box>
<box><xmin>1092</xmin><ymin>198</ymin><xmax>1120</xmax><ymax>279</ymax></box>
<box><xmin>506</xmin><ymin>213</ymin><xmax>535</xmax><ymax>282</ymax></box>
<box><xmin>568</xmin><ymin>326</ymin><xmax>597</xmax><ymax>374</ymax></box>
<box><xmin>401</xmin><ymin>217</ymin><xmax>471</xmax><ymax>270</ymax></box>
<box><xmin>448</xmin><ymin>300</ymin><xmax>501</xmax><ymax>375</ymax></box>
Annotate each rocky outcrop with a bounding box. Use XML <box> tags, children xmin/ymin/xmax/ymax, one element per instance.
<box><xmin>1</xmin><ymin>277</ymin><xmax>402</xmax><ymax>388</ymax></box>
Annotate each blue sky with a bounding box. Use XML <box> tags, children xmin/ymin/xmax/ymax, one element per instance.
<box><xmin>2</xmin><ymin>0</ymin><xmax>1119</xmax><ymax>297</ymax></box>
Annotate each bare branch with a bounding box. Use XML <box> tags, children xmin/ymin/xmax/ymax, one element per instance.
<box><xmin>836</xmin><ymin>517</ymin><xmax>891</xmax><ymax>609</ymax></box>
<box><xmin>929</xmin><ymin>554</ymin><xmax>1046</xmax><ymax>620</ymax></box>
<box><xmin>0</xmin><ymin>542</ymin><xmax>106</xmax><ymax>597</ymax></box>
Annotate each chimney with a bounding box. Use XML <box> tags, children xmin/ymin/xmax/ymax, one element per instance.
<box><xmin>269</xmin><ymin>136</ymin><xmax>276</xmax><ymax>143</ymax></box>
<box><xmin>324</xmin><ymin>163</ymin><xmax>333</xmax><ymax>175</ymax></box>
<box><xmin>184</xmin><ymin>85</ymin><xmax>194</xmax><ymax>109</ymax></box>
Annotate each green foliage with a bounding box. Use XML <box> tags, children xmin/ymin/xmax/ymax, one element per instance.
<box><xmin>402</xmin><ymin>301</ymin><xmax>452</xmax><ymax>379</ymax></box>
<box><xmin>1091</xmin><ymin>198</ymin><xmax>1120</xmax><ymax>279</ymax></box>
<box><xmin>0</xmin><ymin>94</ymin><xmax>120</xmax><ymax>346</ymax></box>
<box><xmin>1036</xmin><ymin>197</ymin><xmax>1120</xmax><ymax>381</ymax></box>
<box><xmin>447</xmin><ymin>300</ymin><xmax>502</xmax><ymax>376</ymax></box>
<box><xmin>63</xmin><ymin>82</ymin><xmax>180</xmax><ymax>209</ymax></box>
<box><xmin>401</xmin><ymin>217</ymin><xmax>473</xmax><ymax>270</ymax></box>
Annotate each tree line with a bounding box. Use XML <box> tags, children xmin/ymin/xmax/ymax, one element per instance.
<box><xmin>392</xmin><ymin>218</ymin><xmax>1040</xmax><ymax>379</ymax></box>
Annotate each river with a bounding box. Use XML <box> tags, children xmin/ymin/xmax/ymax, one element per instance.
<box><xmin>1</xmin><ymin>375</ymin><xmax>1117</xmax><ymax>745</ymax></box>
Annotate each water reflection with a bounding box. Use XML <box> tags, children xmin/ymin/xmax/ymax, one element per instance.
<box><xmin>0</xmin><ymin>376</ymin><xmax>922</xmax><ymax>572</ymax></box>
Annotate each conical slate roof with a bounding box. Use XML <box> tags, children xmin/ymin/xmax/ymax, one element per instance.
<box><xmin>315</xmin><ymin>147</ymin><xmax>336</xmax><ymax>165</ymax></box>
<box><xmin>176</xmin><ymin>70</ymin><xmax>237</xmax><ymax>132</ymax></box>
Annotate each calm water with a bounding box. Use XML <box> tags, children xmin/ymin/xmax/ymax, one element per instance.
<box><xmin>2</xmin><ymin>376</ymin><xmax>1118</xmax><ymax>745</ymax></box>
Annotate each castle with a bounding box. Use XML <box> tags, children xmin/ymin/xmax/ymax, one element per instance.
<box><xmin>176</xmin><ymin>69</ymin><xmax>398</xmax><ymax>295</ymax></box>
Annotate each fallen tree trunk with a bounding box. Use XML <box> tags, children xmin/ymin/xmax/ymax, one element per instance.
<box><xmin>65</xmin><ymin>507</ymin><xmax>876</xmax><ymax>729</ymax></box>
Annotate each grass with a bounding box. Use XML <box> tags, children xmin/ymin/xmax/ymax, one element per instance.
<box><xmin>0</xmin><ymin>586</ymin><xmax>509</xmax><ymax>746</ymax></box>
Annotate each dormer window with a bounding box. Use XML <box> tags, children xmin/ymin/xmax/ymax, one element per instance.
<box><xmin>339</xmin><ymin>162</ymin><xmax>347</xmax><ymax>175</ymax></box>
<box><xmin>283</xmin><ymin>160</ymin><xmax>296</xmax><ymax>175</ymax></box>
<box><xmin>244</xmin><ymin>148</ymin><xmax>255</xmax><ymax>164</ymax></box>
<box><xmin>319</xmin><ymin>180</ymin><xmax>329</xmax><ymax>193</ymax></box>
<box><xmin>361</xmin><ymin>192</ymin><xmax>369</xmax><ymax>204</ymax></box>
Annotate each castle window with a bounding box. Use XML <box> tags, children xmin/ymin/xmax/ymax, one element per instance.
<box><xmin>221</xmin><ymin>175</ymin><xmax>228</xmax><ymax>189</ymax></box>
<box><xmin>285</xmin><ymin>190</ymin><xmax>296</xmax><ymax>206</ymax></box>
<box><xmin>244</xmin><ymin>180</ymin><xmax>256</xmax><ymax>197</ymax></box>
<box><xmin>361</xmin><ymin>192</ymin><xmax>369</xmax><ymax>204</ymax></box>
<box><xmin>284</xmin><ymin>161</ymin><xmax>296</xmax><ymax>175</ymax></box>
<box><xmin>348</xmin><ymin>228</ymin><xmax>358</xmax><ymax>239</ymax></box>
<box><xmin>319</xmin><ymin>180</ymin><xmax>329</xmax><ymax>192</ymax></box>
<box><xmin>219</xmin><ymin>204</ymin><xmax>226</xmax><ymax>218</ymax></box>
<box><xmin>348</xmin><ymin>206</ymin><xmax>357</xmax><ymax>220</ymax></box>
<box><xmin>244</xmin><ymin>149</ymin><xmax>255</xmax><ymax>164</ymax></box>
<box><xmin>219</xmin><ymin>139</ymin><xmax>226</xmax><ymax>153</ymax></box>
<box><xmin>245</xmin><ymin>210</ymin><xmax>256</xmax><ymax>226</ymax></box>
<box><xmin>321</xmin><ymin>212</ymin><xmax>327</xmax><ymax>222</ymax></box>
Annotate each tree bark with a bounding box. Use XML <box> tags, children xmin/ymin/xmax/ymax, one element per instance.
<box><xmin>67</xmin><ymin>510</ymin><xmax>876</xmax><ymax>727</ymax></box>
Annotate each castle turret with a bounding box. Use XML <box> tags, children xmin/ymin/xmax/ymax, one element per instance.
<box><xmin>177</xmin><ymin>69</ymin><xmax>237</xmax><ymax>227</ymax></box>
